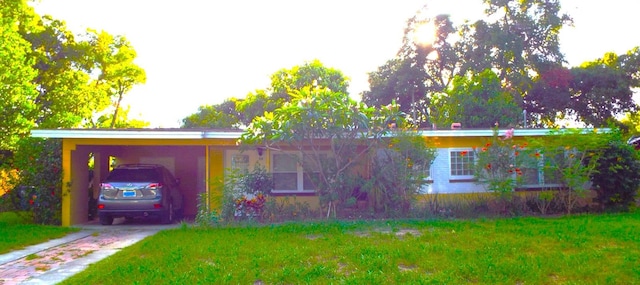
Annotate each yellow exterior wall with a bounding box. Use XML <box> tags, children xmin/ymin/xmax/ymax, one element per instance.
<box><xmin>208</xmin><ymin>148</ymin><xmax>225</xmax><ymax>211</ymax></box>
<box><xmin>424</xmin><ymin>136</ymin><xmax>528</xmax><ymax>149</ymax></box>
<box><xmin>61</xmin><ymin>140</ymin><xmax>74</xmax><ymax>226</ymax></box>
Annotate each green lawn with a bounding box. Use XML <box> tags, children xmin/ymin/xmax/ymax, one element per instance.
<box><xmin>63</xmin><ymin>213</ymin><xmax>640</xmax><ymax>284</ymax></box>
<box><xmin>0</xmin><ymin>212</ymin><xmax>79</xmax><ymax>254</ymax></box>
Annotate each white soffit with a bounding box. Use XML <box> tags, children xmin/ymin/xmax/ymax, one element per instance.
<box><xmin>30</xmin><ymin>129</ymin><xmax>243</xmax><ymax>139</ymax></box>
<box><xmin>31</xmin><ymin>128</ymin><xmax>609</xmax><ymax>140</ymax></box>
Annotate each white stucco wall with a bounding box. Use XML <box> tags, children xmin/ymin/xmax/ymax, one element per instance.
<box><xmin>425</xmin><ymin>148</ymin><xmax>487</xmax><ymax>194</ymax></box>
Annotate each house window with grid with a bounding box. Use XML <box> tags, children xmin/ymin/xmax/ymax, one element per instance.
<box><xmin>520</xmin><ymin>151</ymin><xmax>564</xmax><ymax>188</ymax></box>
<box><xmin>271</xmin><ymin>152</ymin><xmax>323</xmax><ymax>193</ymax></box>
<box><xmin>450</xmin><ymin>149</ymin><xmax>475</xmax><ymax>178</ymax></box>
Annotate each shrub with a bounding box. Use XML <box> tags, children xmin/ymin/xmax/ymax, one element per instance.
<box><xmin>215</xmin><ymin>164</ymin><xmax>274</xmax><ymax>223</ymax></box>
<box><xmin>366</xmin><ymin>130</ymin><xmax>437</xmax><ymax>218</ymax></box>
<box><xmin>12</xmin><ymin>138</ymin><xmax>62</xmax><ymax>225</ymax></box>
<box><xmin>262</xmin><ymin>197</ymin><xmax>316</xmax><ymax>223</ymax></box>
<box><xmin>527</xmin><ymin>129</ymin><xmax>608</xmax><ymax>214</ymax></box>
<box><xmin>591</xmin><ymin>140</ymin><xmax>640</xmax><ymax>212</ymax></box>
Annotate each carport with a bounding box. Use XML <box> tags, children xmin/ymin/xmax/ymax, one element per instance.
<box><xmin>31</xmin><ymin>129</ymin><xmax>243</xmax><ymax>226</ymax></box>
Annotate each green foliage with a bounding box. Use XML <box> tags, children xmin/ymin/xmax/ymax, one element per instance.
<box><xmin>527</xmin><ymin>129</ymin><xmax>609</xmax><ymax>214</ymax></box>
<box><xmin>13</xmin><ymin>138</ymin><xmax>63</xmax><ymax>225</ymax></box>
<box><xmin>182</xmin><ymin>60</ymin><xmax>349</xmax><ymax>128</ymax></box>
<box><xmin>262</xmin><ymin>197</ymin><xmax>315</xmax><ymax>223</ymax></box>
<box><xmin>432</xmin><ymin>69</ymin><xmax>522</xmax><ymax>128</ymax></box>
<box><xmin>1</xmin><ymin>0</ymin><xmax>147</xmax><ymax>150</ymax></box>
<box><xmin>568</xmin><ymin>58</ymin><xmax>637</xmax><ymax>126</ymax></box>
<box><xmin>591</xmin><ymin>139</ymin><xmax>640</xmax><ymax>212</ymax></box>
<box><xmin>366</xmin><ymin>130</ymin><xmax>436</xmax><ymax>217</ymax></box>
<box><xmin>0</xmin><ymin>0</ymin><xmax>38</xmax><ymax>150</ymax></box>
<box><xmin>214</xmin><ymin>165</ymin><xmax>274</xmax><ymax>223</ymax></box>
<box><xmin>195</xmin><ymin>192</ymin><xmax>219</xmax><ymax>227</ymax></box>
<box><xmin>82</xmin><ymin>29</ymin><xmax>147</xmax><ymax>128</ymax></box>
<box><xmin>181</xmin><ymin>100</ymin><xmax>241</xmax><ymax>129</ymax></box>
<box><xmin>269</xmin><ymin>59</ymin><xmax>349</xmax><ymax>102</ymax></box>
<box><xmin>527</xmin><ymin>48</ymin><xmax>640</xmax><ymax>127</ymax></box>
<box><xmin>474</xmin><ymin>126</ymin><xmax>527</xmax><ymax>199</ymax></box>
<box><xmin>365</xmin><ymin>1</ymin><xmax>570</xmax><ymax>127</ymax></box>
<box><xmin>475</xmin><ymin>0</ymin><xmax>570</xmax><ymax>95</ymax></box>
<box><xmin>363</xmin><ymin>13</ymin><xmax>461</xmax><ymax>127</ymax></box>
<box><xmin>88</xmin><ymin>106</ymin><xmax>150</xmax><ymax>128</ymax></box>
<box><xmin>241</xmin><ymin>86</ymin><xmax>404</xmax><ymax>217</ymax></box>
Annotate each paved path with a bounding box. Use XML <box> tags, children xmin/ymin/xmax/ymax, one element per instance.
<box><xmin>0</xmin><ymin>219</ymin><xmax>177</xmax><ymax>285</ymax></box>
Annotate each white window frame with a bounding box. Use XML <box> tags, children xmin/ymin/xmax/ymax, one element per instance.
<box><xmin>271</xmin><ymin>151</ymin><xmax>328</xmax><ymax>194</ymax></box>
<box><xmin>449</xmin><ymin>148</ymin><xmax>476</xmax><ymax>180</ymax></box>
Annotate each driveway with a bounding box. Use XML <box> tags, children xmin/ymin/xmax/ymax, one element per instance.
<box><xmin>0</xmin><ymin>218</ymin><xmax>180</xmax><ymax>284</ymax></box>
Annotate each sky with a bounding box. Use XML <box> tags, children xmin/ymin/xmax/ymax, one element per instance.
<box><xmin>31</xmin><ymin>0</ymin><xmax>640</xmax><ymax>128</ymax></box>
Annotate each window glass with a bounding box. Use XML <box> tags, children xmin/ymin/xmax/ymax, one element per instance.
<box><xmin>273</xmin><ymin>154</ymin><xmax>297</xmax><ymax>172</ymax></box>
<box><xmin>303</xmin><ymin>173</ymin><xmax>320</xmax><ymax>190</ymax></box>
<box><xmin>273</xmin><ymin>173</ymin><xmax>297</xmax><ymax>190</ymax></box>
<box><xmin>107</xmin><ymin>168</ymin><xmax>160</xmax><ymax>182</ymax></box>
<box><xmin>450</xmin><ymin>150</ymin><xmax>475</xmax><ymax>176</ymax></box>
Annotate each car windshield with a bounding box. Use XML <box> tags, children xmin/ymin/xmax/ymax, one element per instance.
<box><xmin>106</xmin><ymin>168</ymin><xmax>160</xmax><ymax>182</ymax></box>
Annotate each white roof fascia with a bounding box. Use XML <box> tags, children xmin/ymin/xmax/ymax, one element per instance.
<box><xmin>30</xmin><ymin>129</ymin><xmax>242</xmax><ymax>139</ymax></box>
<box><xmin>416</xmin><ymin>128</ymin><xmax>609</xmax><ymax>137</ymax></box>
<box><xmin>31</xmin><ymin>128</ymin><xmax>609</xmax><ymax>140</ymax></box>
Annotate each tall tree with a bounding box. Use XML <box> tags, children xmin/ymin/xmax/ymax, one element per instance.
<box><xmin>569</xmin><ymin>56</ymin><xmax>637</xmax><ymax>127</ymax></box>
<box><xmin>84</xmin><ymin>30</ymin><xmax>146</xmax><ymax>128</ymax></box>
<box><xmin>0</xmin><ymin>0</ymin><xmax>38</xmax><ymax>150</ymax></box>
<box><xmin>478</xmin><ymin>0</ymin><xmax>571</xmax><ymax>96</ymax></box>
<box><xmin>524</xmin><ymin>65</ymin><xmax>573</xmax><ymax>127</ymax></box>
<box><xmin>21</xmin><ymin>16</ymin><xmax>108</xmax><ymax>129</ymax></box>
<box><xmin>241</xmin><ymin>86</ymin><xmax>405</xmax><ymax>217</ymax></box>
<box><xmin>182</xmin><ymin>60</ymin><xmax>349</xmax><ymax>128</ymax></box>
<box><xmin>364</xmin><ymin>0</ymin><xmax>572</xmax><ymax>128</ymax></box>
<box><xmin>431</xmin><ymin>69</ymin><xmax>522</xmax><ymax>128</ymax></box>
<box><xmin>525</xmin><ymin>49</ymin><xmax>640</xmax><ymax>127</ymax></box>
<box><xmin>364</xmin><ymin>11</ymin><xmax>463</xmax><ymax>127</ymax></box>
<box><xmin>181</xmin><ymin>99</ymin><xmax>242</xmax><ymax>129</ymax></box>
<box><xmin>87</xmin><ymin>106</ymin><xmax>149</xmax><ymax>128</ymax></box>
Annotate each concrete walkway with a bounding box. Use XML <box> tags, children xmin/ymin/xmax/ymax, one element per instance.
<box><xmin>0</xmin><ymin>218</ymin><xmax>179</xmax><ymax>285</ymax></box>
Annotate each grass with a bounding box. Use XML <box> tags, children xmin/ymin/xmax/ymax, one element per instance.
<box><xmin>0</xmin><ymin>211</ymin><xmax>79</xmax><ymax>254</ymax></box>
<box><xmin>62</xmin><ymin>212</ymin><xmax>640</xmax><ymax>284</ymax></box>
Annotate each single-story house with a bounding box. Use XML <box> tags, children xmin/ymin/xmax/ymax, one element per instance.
<box><xmin>31</xmin><ymin>128</ymin><xmax>604</xmax><ymax>226</ymax></box>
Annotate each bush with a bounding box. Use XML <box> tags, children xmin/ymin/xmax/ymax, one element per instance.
<box><xmin>214</xmin><ymin>164</ymin><xmax>274</xmax><ymax>223</ymax></box>
<box><xmin>12</xmin><ymin>138</ymin><xmax>62</xmax><ymax>225</ymax></box>
<box><xmin>591</xmin><ymin>140</ymin><xmax>640</xmax><ymax>212</ymax></box>
<box><xmin>366</xmin><ymin>130</ymin><xmax>436</xmax><ymax>218</ymax></box>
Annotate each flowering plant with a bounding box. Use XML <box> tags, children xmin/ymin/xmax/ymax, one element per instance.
<box><xmin>474</xmin><ymin>124</ymin><xmax>526</xmax><ymax>199</ymax></box>
<box><xmin>234</xmin><ymin>192</ymin><xmax>267</xmax><ymax>217</ymax></box>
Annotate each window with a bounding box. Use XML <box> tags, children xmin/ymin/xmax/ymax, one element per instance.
<box><xmin>272</xmin><ymin>152</ymin><xmax>324</xmax><ymax>192</ymax></box>
<box><xmin>449</xmin><ymin>149</ymin><xmax>475</xmax><ymax>178</ymax></box>
<box><xmin>520</xmin><ymin>151</ymin><xmax>564</xmax><ymax>188</ymax></box>
<box><xmin>272</xmin><ymin>153</ymin><xmax>298</xmax><ymax>191</ymax></box>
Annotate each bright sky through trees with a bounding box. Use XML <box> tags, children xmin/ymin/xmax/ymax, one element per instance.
<box><xmin>31</xmin><ymin>0</ymin><xmax>640</xmax><ymax>128</ymax></box>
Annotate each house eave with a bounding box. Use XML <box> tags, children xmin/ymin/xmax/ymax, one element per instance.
<box><xmin>30</xmin><ymin>129</ymin><xmax>244</xmax><ymax>140</ymax></box>
<box><xmin>30</xmin><ymin>128</ymin><xmax>609</xmax><ymax>140</ymax></box>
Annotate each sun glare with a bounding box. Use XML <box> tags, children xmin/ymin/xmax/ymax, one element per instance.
<box><xmin>413</xmin><ymin>21</ymin><xmax>436</xmax><ymax>47</ymax></box>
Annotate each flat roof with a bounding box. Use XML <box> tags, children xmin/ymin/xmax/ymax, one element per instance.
<box><xmin>30</xmin><ymin>128</ymin><xmax>608</xmax><ymax>140</ymax></box>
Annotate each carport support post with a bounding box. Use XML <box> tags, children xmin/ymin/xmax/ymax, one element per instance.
<box><xmin>61</xmin><ymin>140</ymin><xmax>74</xmax><ymax>226</ymax></box>
<box><xmin>61</xmin><ymin>140</ymin><xmax>90</xmax><ymax>226</ymax></box>
<box><xmin>208</xmin><ymin>148</ymin><xmax>224</xmax><ymax>212</ymax></box>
